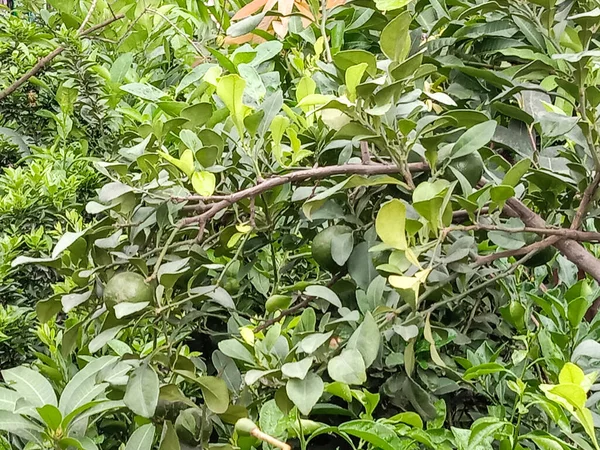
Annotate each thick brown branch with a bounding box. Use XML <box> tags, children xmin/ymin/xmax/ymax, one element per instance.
<box><xmin>506</xmin><ymin>197</ymin><xmax>600</xmax><ymax>284</ymax></box>
<box><xmin>0</xmin><ymin>13</ymin><xmax>124</xmax><ymax>101</ymax></box>
<box><xmin>180</xmin><ymin>162</ymin><xmax>429</xmax><ymax>226</ymax></box>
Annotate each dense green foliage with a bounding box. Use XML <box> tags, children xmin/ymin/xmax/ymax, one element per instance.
<box><xmin>4</xmin><ymin>0</ymin><xmax>600</xmax><ymax>448</ymax></box>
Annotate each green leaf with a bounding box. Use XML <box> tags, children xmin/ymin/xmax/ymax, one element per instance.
<box><xmin>37</xmin><ymin>404</ymin><xmax>62</xmax><ymax>430</ymax></box>
<box><xmin>110</xmin><ymin>53</ymin><xmax>133</xmax><ymax>84</ymax></box>
<box><xmin>191</xmin><ymin>171</ymin><xmax>217</xmax><ymax>196</ymax></box>
<box><xmin>452</xmin><ymin>120</ymin><xmax>497</xmax><ymax>159</ymax></box>
<box><xmin>331</xmin><ymin>232</ymin><xmax>354</xmax><ymax>266</ymax></box>
<box><xmin>0</xmin><ymin>411</ymin><xmax>42</xmax><ymax>443</ymax></box>
<box><xmin>567</xmin><ymin>297</ymin><xmax>589</xmax><ymax>329</ymax></box>
<box><xmin>328</xmin><ymin>349</ymin><xmax>367</xmax><ymax>385</ymax></box>
<box><xmin>463</xmin><ymin>363</ymin><xmax>505</xmax><ymax>380</ymax></box>
<box><xmin>558</xmin><ymin>362</ymin><xmax>585</xmax><ymax>386</ymax></box>
<box><xmin>345</xmin><ymin>63</ymin><xmax>368</xmax><ymax>102</ymax></box>
<box><xmin>159</xmin><ymin>421</ymin><xmax>180</xmax><ymax>450</ymax></box>
<box><xmin>375</xmin><ymin>0</ymin><xmax>414</xmax><ymax>11</ymax></box>
<box><xmin>120</xmin><ymin>83</ymin><xmax>167</xmax><ymax>102</ymax></box>
<box><xmin>59</xmin><ymin>356</ymin><xmax>117</xmax><ymax>415</ymax></box>
<box><xmin>304</xmin><ymin>285</ymin><xmax>341</xmax><ymax>308</ymax></box>
<box><xmin>347</xmin><ymin>312</ymin><xmax>380</xmax><ymax>368</ymax></box>
<box><xmin>124</xmin><ymin>424</ymin><xmax>155</xmax><ymax>450</ymax></box>
<box><xmin>52</xmin><ymin>230</ymin><xmax>87</xmax><ymax>259</ymax></box>
<box><xmin>2</xmin><ymin>366</ymin><xmax>57</xmax><ymax>407</ymax></box>
<box><xmin>339</xmin><ymin>420</ymin><xmax>406</xmax><ymax>450</ymax></box>
<box><xmin>333</xmin><ymin>50</ymin><xmax>377</xmax><ymax>76</ymax></box>
<box><xmin>299</xmin><ymin>332</ymin><xmax>333</xmax><ymax>354</ymax></box>
<box><xmin>196</xmin><ymin>376</ymin><xmax>229</xmax><ymax>414</ymax></box>
<box><xmin>124</xmin><ymin>365</ymin><xmax>159</xmax><ymax>418</ymax></box>
<box><xmin>468</xmin><ymin>417</ymin><xmax>507</xmax><ymax>448</ymax></box>
<box><xmin>522</xmin><ymin>431</ymin><xmax>572</xmax><ymax>450</ymax></box>
<box><xmin>227</xmin><ymin>12</ymin><xmax>266</xmax><ymax>37</ymax></box>
<box><xmin>286</xmin><ymin>372</ymin><xmax>323</xmax><ymax>415</ymax></box>
<box><xmin>114</xmin><ymin>301</ymin><xmax>149</xmax><ymax>319</ymax></box>
<box><xmin>218</xmin><ymin>339</ymin><xmax>254</xmax><ymax>364</ymax></box>
<box><xmin>424</xmin><ymin>313</ymin><xmax>446</xmax><ymax>368</ymax></box>
<box><xmin>282</xmin><ymin>357</ymin><xmax>313</xmax><ymax>380</ymax></box>
<box><xmin>380</xmin><ymin>11</ymin><xmax>412</xmax><ymax>62</ymax></box>
<box><xmin>216</xmin><ymin>74</ymin><xmax>248</xmax><ymax>135</ymax></box>
<box><xmin>375</xmin><ymin>199</ymin><xmax>407</xmax><ymax>250</ymax></box>
<box><xmin>0</xmin><ymin>387</ymin><xmax>21</xmax><ymax>412</ymax></box>
<box><xmin>502</xmin><ymin>159</ymin><xmax>531</xmax><ymax>187</ymax></box>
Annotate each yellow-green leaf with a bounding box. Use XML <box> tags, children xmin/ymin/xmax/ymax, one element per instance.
<box><xmin>191</xmin><ymin>171</ymin><xmax>216</xmax><ymax>196</ymax></box>
<box><xmin>559</xmin><ymin>362</ymin><xmax>585</xmax><ymax>386</ymax></box>
<box><xmin>424</xmin><ymin>313</ymin><xmax>446</xmax><ymax>368</ymax></box>
<box><xmin>375</xmin><ymin>199</ymin><xmax>407</xmax><ymax>250</ymax></box>
<box><xmin>345</xmin><ymin>63</ymin><xmax>368</xmax><ymax>102</ymax></box>
<box><xmin>216</xmin><ymin>74</ymin><xmax>248</xmax><ymax>135</ymax></box>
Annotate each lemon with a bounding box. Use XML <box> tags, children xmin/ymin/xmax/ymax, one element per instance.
<box><xmin>103</xmin><ymin>272</ymin><xmax>153</xmax><ymax>310</ymax></box>
<box><xmin>443</xmin><ymin>152</ymin><xmax>484</xmax><ymax>187</ymax></box>
<box><xmin>311</xmin><ymin>225</ymin><xmax>352</xmax><ymax>272</ymax></box>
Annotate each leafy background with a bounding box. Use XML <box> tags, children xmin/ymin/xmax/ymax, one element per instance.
<box><xmin>2</xmin><ymin>0</ymin><xmax>600</xmax><ymax>448</ymax></box>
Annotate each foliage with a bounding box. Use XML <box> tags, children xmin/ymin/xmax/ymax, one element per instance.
<box><xmin>3</xmin><ymin>0</ymin><xmax>600</xmax><ymax>448</ymax></box>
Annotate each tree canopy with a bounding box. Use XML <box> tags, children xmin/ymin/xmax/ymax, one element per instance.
<box><xmin>3</xmin><ymin>0</ymin><xmax>600</xmax><ymax>448</ymax></box>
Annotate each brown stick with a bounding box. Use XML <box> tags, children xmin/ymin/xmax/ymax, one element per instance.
<box><xmin>360</xmin><ymin>141</ymin><xmax>371</xmax><ymax>164</ymax></box>
<box><xmin>506</xmin><ymin>197</ymin><xmax>600</xmax><ymax>283</ymax></box>
<box><xmin>475</xmin><ymin>235</ymin><xmax>560</xmax><ymax>266</ymax></box>
<box><xmin>449</xmin><ymin>224</ymin><xmax>600</xmax><ymax>242</ymax></box>
<box><xmin>180</xmin><ymin>162</ymin><xmax>429</xmax><ymax>226</ymax></box>
<box><xmin>0</xmin><ymin>13</ymin><xmax>124</xmax><ymax>101</ymax></box>
<box><xmin>572</xmin><ymin>171</ymin><xmax>600</xmax><ymax>230</ymax></box>
<box><xmin>250</xmin><ymin>429</ymin><xmax>291</xmax><ymax>450</ymax></box>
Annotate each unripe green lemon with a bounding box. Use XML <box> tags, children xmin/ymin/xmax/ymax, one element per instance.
<box><xmin>266</xmin><ymin>295</ymin><xmax>292</xmax><ymax>313</ymax></box>
<box><xmin>311</xmin><ymin>225</ymin><xmax>352</xmax><ymax>272</ymax></box>
<box><xmin>522</xmin><ymin>233</ymin><xmax>556</xmax><ymax>268</ymax></box>
<box><xmin>103</xmin><ymin>272</ymin><xmax>153</xmax><ymax>310</ymax></box>
<box><xmin>442</xmin><ymin>152</ymin><xmax>484</xmax><ymax>187</ymax></box>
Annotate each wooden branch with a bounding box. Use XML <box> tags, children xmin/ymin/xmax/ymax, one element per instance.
<box><xmin>360</xmin><ymin>141</ymin><xmax>371</xmax><ymax>164</ymax></box>
<box><xmin>475</xmin><ymin>235</ymin><xmax>560</xmax><ymax>266</ymax></box>
<box><xmin>179</xmin><ymin>162</ymin><xmax>429</xmax><ymax>226</ymax></box>
<box><xmin>572</xmin><ymin>171</ymin><xmax>600</xmax><ymax>230</ymax></box>
<box><xmin>0</xmin><ymin>13</ymin><xmax>124</xmax><ymax>101</ymax></box>
<box><xmin>77</xmin><ymin>0</ymin><xmax>100</xmax><ymax>33</ymax></box>
<box><xmin>449</xmin><ymin>224</ymin><xmax>600</xmax><ymax>242</ymax></box>
<box><xmin>505</xmin><ymin>197</ymin><xmax>600</xmax><ymax>284</ymax></box>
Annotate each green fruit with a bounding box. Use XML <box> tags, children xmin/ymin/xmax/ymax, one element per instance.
<box><xmin>522</xmin><ymin>233</ymin><xmax>556</xmax><ymax>268</ymax></box>
<box><xmin>266</xmin><ymin>295</ymin><xmax>292</xmax><ymax>313</ymax></box>
<box><xmin>235</xmin><ymin>418</ymin><xmax>257</xmax><ymax>435</ymax></box>
<box><xmin>311</xmin><ymin>225</ymin><xmax>352</xmax><ymax>272</ymax></box>
<box><xmin>103</xmin><ymin>271</ymin><xmax>153</xmax><ymax>310</ymax></box>
<box><xmin>443</xmin><ymin>152</ymin><xmax>484</xmax><ymax>187</ymax></box>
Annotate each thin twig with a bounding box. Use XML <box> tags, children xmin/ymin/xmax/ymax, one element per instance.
<box><xmin>474</xmin><ymin>235</ymin><xmax>560</xmax><ymax>266</ymax></box>
<box><xmin>0</xmin><ymin>13</ymin><xmax>124</xmax><ymax>101</ymax></box>
<box><xmin>572</xmin><ymin>171</ymin><xmax>600</xmax><ymax>230</ymax></box>
<box><xmin>319</xmin><ymin>0</ymin><xmax>332</xmax><ymax>62</ymax></box>
<box><xmin>77</xmin><ymin>0</ymin><xmax>100</xmax><ymax>33</ymax></box>
<box><xmin>147</xmin><ymin>8</ymin><xmax>203</xmax><ymax>55</ymax></box>
<box><xmin>360</xmin><ymin>141</ymin><xmax>371</xmax><ymax>165</ymax></box>
<box><xmin>448</xmin><ymin>224</ymin><xmax>600</xmax><ymax>242</ymax></box>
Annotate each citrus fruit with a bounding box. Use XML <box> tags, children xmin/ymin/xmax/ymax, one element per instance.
<box><xmin>266</xmin><ymin>295</ymin><xmax>292</xmax><ymax>313</ymax></box>
<box><xmin>311</xmin><ymin>225</ymin><xmax>352</xmax><ymax>272</ymax></box>
<box><xmin>522</xmin><ymin>233</ymin><xmax>556</xmax><ymax>268</ymax></box>
<box><xmin>103</xmin><ymin>271</ymin><xmax>153</xmax><ymax>310</ymax></box>
<box><xmin>443</xmin><ymin>152</ymin><xmax>484</xmax><ymax>187</ymax></box>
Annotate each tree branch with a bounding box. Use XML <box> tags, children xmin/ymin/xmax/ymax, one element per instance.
<box><xmin>0</xmin><ymin>13</ymin><xmax>124</xmax><ymax>101</ymax></box>
<box><xmin>77</xmin><ymin>0</ymin><xmax>100</xmax><ymax>33</ymax></box>
<box><xmin>572</xmin><ymin>171</ymin><xmax>600</xmax><ymax>230</ymax></box>
<box><xmin>505</xmin><ymin>197</ymin><xmax>600</xmax><ymax>284</ymax></box>
<box><xmin>449</xmin><ymin>224</ymin><xmax>600</xmax><ymax>242</ymax></box>
<box><xmin>474</xmin><ymin>235</ymin><xmax>560</xmax><ymax>266</ymax></box>
<box><xmin>179</xmin><ymin>162</ymin><xmax>429</xmax><ymax>226</ymax></box>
